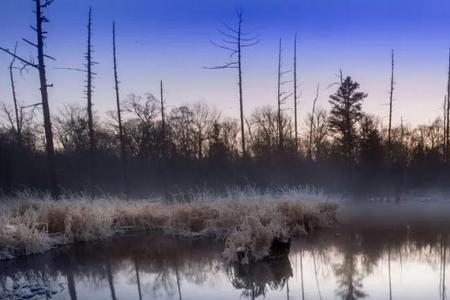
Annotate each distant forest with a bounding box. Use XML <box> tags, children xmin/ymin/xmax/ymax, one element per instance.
<box><xmin>1</xmin><ymin>1</ymin><xmax>449</xmax><ymax>198</ymax></box>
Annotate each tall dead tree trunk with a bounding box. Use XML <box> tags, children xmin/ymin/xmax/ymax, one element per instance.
<box><xmin>446</xmin><ymin>47</ymin><xmax>450</xmax><ymax>164</ymax></box>
<box><xmin>35</xmin><ymin>0</ymin><xmax>58</xmax><ymax>198</ymax></box>
<box><xmin>1</xmin><ymin>0</ymin><xmax>58</xmax><ymax>197</ymax></box>
<box><xmin>160</xmin><ymin>80</ymin><xmax>169</xmax><ymax>200</ymax></box>
<box><xmin>276</xmin><ymin>39</ymin><xmax>292</xmax><ymax>152</ymax></box>
<box><xmin>9</xmin><ymin>44</ymin><xmax>21</xmax><ymax>145</ymax></box>
<box><xmin>86</xmin><ymin>6</ymin><xmax>95</xmax><ymax>193</ymax></box>
<box><xmin>160</xmin><ymin>80</ymin><xmax>166</xmax><ymax>149</ymax></box>
<box><xmin>308</xmin><ymin>84</ymin><xmax>320</xmax><ymax>159</ymax></box>
<box><xmin>237</xmin><ymin>15</ymin><xmax>245</xmax><ymax>158</ymax></box>
<box><xmin>0</xmin><ymin>0</ymin><xmax>59</xmax><ymax>197</ymax></box>
<box><xmin>400</xmin><ymin>117</ymin><xmax>404</xmax><ymax>146</ymax></box>
<box><xmin>293</xmin><ymin>33</ymin><xmax>299</xmax><ymax>154</ymax></box>
<box><xmin>388</xmin><ymin>49</ymin><xmax>394</xmax><ymax>154</ymax></box>
<box><xmin>277</xmin><ymin>38</ymin><xmax>283</xmax><ymax>150</ymax></box>
<box><xmin>206</xmin><ymin>8</ymin><xmax>259</xmax><ymax>157</ymax></box>
<box><xmin>112</xmin><ymin>22</ymin><xmax>127</xmax><ymax>194</ymax></box>
<box><xmin>444</xmin><ymin>96</ymin><xmax>447</xmax><ymax>157</ymax></box>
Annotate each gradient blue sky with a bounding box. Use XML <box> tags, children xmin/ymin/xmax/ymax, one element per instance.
<box><xmin>1</xmin><ymin>0</ymin><xmax>450</xmax><ymax>127</ymax></box>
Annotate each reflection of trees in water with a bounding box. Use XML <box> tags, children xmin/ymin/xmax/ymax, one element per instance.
<box><xmin>291</xmin><ymin>226</ymin><xmax>450</xmax><ymax>300</ymax></box>
<box><xmin>388</xmin><ymin>247</ymin><xmax>392</xmax><ymax>300</ymax></box>
<box><xmin>227</xmin><ymin>257</ymin><xmax>293</xmax><ymax>299</ymax></box>
<box><xmin>292</xmin><ymin>235</ymin><xmax>368</xmax><ymax>300</ymax></box>
<box><xmin>331</xmin><ymin>229</ymin><xmax>450</xmax><ymax>300</ymax></box>
<box><xmin>129</xmin><ymin>237</ymin><xmax>221</xmax><ymax>299</ymax></box>
<box><xmin>333</xmin><ymin>252</ymin><xmax>367</xmax><ymax>299</ymax></box>
<box><xmin>134</xmin><ymin>259</ymin><xmax>143</xmax><ymax>300</ymax></box>
<box><xmin>291</xmin><ymin>241</ymin><xmax>334</xmax><ymax>300</ymax></box>
<box><xmin>3</xmin><ymin>228</ymin><xmax>450</xmax><ymax>299</ymax></box>
<box><xmin>299</xmin><ymin>250</ymin><xmax>305</xmax><ymax>300</ymax></box>
<box><xmin>0</xmin><ymin>234</ymin><xmax>221</xmax><ymax>299</ymax></box>
<box><xmin>106</xmin><ymin>261</ymin><xmax>117</xmax><ymax>300</ymax></box>
<box><xmin>439</xmin><ymin>240</ymin><xmax>448</xmax><ymax>300</ymax></box>
<box><xmin>67</xmin><ymin>268</ymin><xmax>77</xmax><ymax>300</ymax></box>
<box><xmin>332</xmin><ymin>233</ymin><xmax>367</xmax><ymax>300</ymax></box>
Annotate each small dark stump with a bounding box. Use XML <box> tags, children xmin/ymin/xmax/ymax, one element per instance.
<box><xmin>267</xmin><ymin>234</ymin><xmax>291</xmax><ymax>260</ymax></box>
<box><xmin>236</xmin><ymin>233</ymin><xmax>292</xmax><ymax>264</ymax></box>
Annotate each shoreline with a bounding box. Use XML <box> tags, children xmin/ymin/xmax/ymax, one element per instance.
<box><xmin>0</xmin><ymin>197</ymin><xmax>337</xmax><ymax>262</ymax></box>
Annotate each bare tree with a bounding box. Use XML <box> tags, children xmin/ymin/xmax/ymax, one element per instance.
<box><xmin>8</xmin><ymin>44</ymin><xmax>22</xmax><ymax>145</ymax></box>
<box><xmin>0</xmin><ymin>0</ymin><xmax>58</xmax><ymax>198</ymax></box>
<box><xmin>54</xmin><ymin>105</ymin><xmax>89</xmax><ymax>153</ymax></box>
<box><xmin>191</xmin><ymin>102</ymin><xmax>219</xmax><ymax>159</ymax></box>
<box><xmin>444</xmin><ymin>96</ymin><xmax>447</xmax><ymax>156</ymax></box>
<box><xmin>277</xmin><ymin>38</ymin><xmax>293</xmax><ymax>151</ymax></box>
<box><xmin>169</xmin><ymin>106</ymin><xmax>195</xmax><ymax>158</ymax></box>
<box><xmin>85</xmin><ymin>6</ymin><xmax>96</xmax><ymax>192</ymax></box>
<box><xmin>159</xmin><ymin>81</ymin><xmax>169</xmax><ymax>200</ymax></box>
<box><xmin>293</xmin><ymin>33</ymin><xmax>300</xmax><ymax>154</ymax></box>
<box><xmin>400</xmin><ymin>117</ymin><xmax>405</xmax><ymax>146</ymax></box>
<box><xmin>112</xmin><ymin>21</ymin><xmax>127</xmax><ymax>193</ymax></box>
<box><xmin>160</xmin><ymin>80</ymin><xmax>166</xmax><ymax>153</ymax></box>
<box><xmin>388</xmin><ymin>49</ymin><xmax>395</xmax><ymax>153</ymax></box>
<box><xmin>305</xmin><ymin>108</ymin><xmax>330</xmax><ymax>161</ymax></box>
<box><xmin>123</xmin><ymin>93</ymin><xmax>159</xmax><ymax>159</ymax></box>
<box><xmin>446</xmin><ymin>48</ymin><xmax>450</xmax><ymax>163</ymax></box>
<box><xmin>248</xmin><ymin>106</ymin><xmax>279</xmax><ymax>157</ymax></box>
<box><xmin>308</xmin><ymin>84</ymin><xmax>320</xmax><ymax>159</ymax></box>
<box><xmin>277</xmin><ymin>39</ymin><xmax>282</xmax><ymax>150</ymax></box>
<box><xmin>206</xmin><ymin>7</ymin><xmax>259</xmax><ymax>157</ymax></box>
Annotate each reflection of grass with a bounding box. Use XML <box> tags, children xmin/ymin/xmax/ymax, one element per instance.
<box><xmin>0</xmin><ymin>191</ymin><xmax>337</xmax><ymax>262</ymax></box>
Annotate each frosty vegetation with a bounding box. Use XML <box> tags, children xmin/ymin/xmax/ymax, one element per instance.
<box><xmin>0</xmin><ymin>189</ymin><xmax>337</xmax><ymax>263</ymax></box>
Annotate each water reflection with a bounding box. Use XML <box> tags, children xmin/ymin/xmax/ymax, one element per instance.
<box><xmin>1</xmin><ymin>227</ymin><xmax>450</xmax><ymax>299</ymax></box>
<box><xmin>227</xmin><ymin>257</ymin><xmax>292</xmax><ymax>299</ymax></box>
<box><xmin>440</xmin><ymin>240</ymin><xmax>447</xmax><ymax>300</ymax></box>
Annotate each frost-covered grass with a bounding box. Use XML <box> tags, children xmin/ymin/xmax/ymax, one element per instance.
<box><xmin>0</xmin><ymin>188</ymin><xmax>338</xmax><ymax>262</ymax></box>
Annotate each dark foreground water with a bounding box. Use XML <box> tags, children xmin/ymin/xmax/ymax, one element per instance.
<box><xmin>1</xmin><ymin>224</ymin><xmax>450</xmax><ymax>300</ymax></box>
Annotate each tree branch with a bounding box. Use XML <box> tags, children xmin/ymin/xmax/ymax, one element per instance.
<box><xmin>209</xmin><ymin>40</ymin><xmax>237</xmax><ymax>53</ymax></box>
<box><xmin>204</xmin><ymin>62</ymin><xmax>238</xmax><ymax>70</ymax></box>
<box><xmin>22</xmin><ymin>38</ymin><xmax>38</xmax><ymax>48</ymax></box>
<box><xmin>0</xmin><ymin>47</ymin><xmax>38</xmax><ymax>69</ymax></box>
<box><xmin>54</xmin><ymin>67</ymin><xmax>87</xmax><ymax>73</ymax></box>
<box><xmin>241</xmin><ymin>39</ymin><xmax>260</xmax><ymax>47</ymax></box>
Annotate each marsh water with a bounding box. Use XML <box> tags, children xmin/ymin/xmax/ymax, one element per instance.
<box><xmin>2</xmin><ymin>201</ymin><xmax>450</xmax><ymax>300</ymax></box>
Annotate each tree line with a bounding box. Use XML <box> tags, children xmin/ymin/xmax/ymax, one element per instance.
<box><xmin>1</xmin><ymin>2</ymin><xmax>449</xmax><ymax>197</ymax></box>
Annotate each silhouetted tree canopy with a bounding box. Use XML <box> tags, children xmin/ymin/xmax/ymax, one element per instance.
<box><xmin>329</xmin><ymin>76</ymin><xmax>367</xmax><ymax>161</ymax></box>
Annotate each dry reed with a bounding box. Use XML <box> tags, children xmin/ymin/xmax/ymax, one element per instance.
<box><xmin>0</xmin><ymin>190</ymin><xmax>337</xmax><ymax>262</ymax></box>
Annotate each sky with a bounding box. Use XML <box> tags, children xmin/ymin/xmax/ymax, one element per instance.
<box><xmin>1</xmin><ymin>0</ymin><xmax>450</xmax><ymax>128</ymax></box>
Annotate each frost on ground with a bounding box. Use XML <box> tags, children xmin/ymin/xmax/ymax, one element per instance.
<box><xmin>0</xmin><ymin>188</ymin><xmax>337</xmax><ymax>263</ymax></box>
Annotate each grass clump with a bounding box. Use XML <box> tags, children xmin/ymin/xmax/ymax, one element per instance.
<box><xmin>168</xmin><ymin>203</ymin><xmax>219</xmax><ymax>233</ymax></box>
<box><xmin>224</xmin><ymin>214</ymin><xmax>284</xmax><ymax>263</ymax></box>
<box><xmin>0</xmin><ymin>193</ymin><xmax>337</xmax><ymax>262</ymax></box>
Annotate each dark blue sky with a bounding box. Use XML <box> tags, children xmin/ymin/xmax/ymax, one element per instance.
<box><xmin>1</xmin><ymin>0</ymin><xmax>450</xmax><ymax>126</ymax></box>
